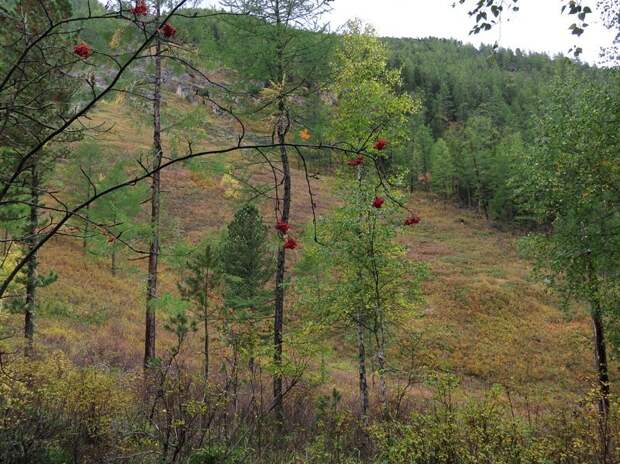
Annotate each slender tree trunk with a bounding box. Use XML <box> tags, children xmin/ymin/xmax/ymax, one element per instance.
<box><xmin>354</xmin><ymin>165</ymin><xmax>370</xmax><ymax>423</ymax></box>
<box><xmin>272</xmin><ymin>1</ymin><xmax>289</xmax><ymax>423</ymax></box>
<box><xmin>470</xmin><ymin>152</ymin><xmax>488</xmax><ymax>220</ymax></box>
<box><xmin>591</xmin><ymin>303</ymin><xmax>611</xmax><ymax>464</ymax></box>
<box><xmin>273</xmin><ymin>101</ymin><xmax>290</xmax><ymax>424</ymax></box>
<box><xmin>203</xmin><ymin>276</ymin><xmax>209</xmax><ymax>382</ymax></box>
<box><xmin>144</xmin><ymin>5</ymin><xmax>163</xmax><ymax>369</ymax></box>
<box><xmin>24</xmin><ymin>163</ymin><xmax>39</xmax><ymax>354</ymax></box>
<box><xmin>83</xmin><ymin>205</ymin><xmax>89</xmax><ymax>251</ymax></box>
<box><xmin>2</xmin><ymin>228</ymin><xmax>8</xmax><ymax>257</ymax></box>
<box><xmin>110</xmin><ymin>211</ymin><xmax>117</xmax><ymax>276</ymax></box>
<box><xmin>356</xmin><ymin>310</ymin><xmax>369</xmax><ymax>424</ymax></box>
<box><xmin>369</xmin><ymin>221</ymin><xmax>388</xmax><ymax>417</ymax></box>
<box><xmin>592</xmin><ymin>309</ymin><xmax>610</xmax><ymax>415</ymax></box>
<box><xmin>376</xmin><ymin>319</ymin><xmax>388</xmax><ymax>417</ymax></box>
<box><xmin>83</xmin><ymin>178</ymin><xmax>91</xmax><ymax>251</ymax></box>
<box><xmin>111</xmin><ymin>244</ymin><xmax>117</xmax><ymax>276</ymax></box>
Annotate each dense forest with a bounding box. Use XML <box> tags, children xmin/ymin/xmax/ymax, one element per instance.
<box><xmin>1</xmin><ymin>0</ymin><xmax>619</xmax><ymax>463</ymax></box>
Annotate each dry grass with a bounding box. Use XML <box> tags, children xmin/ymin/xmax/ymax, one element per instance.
<box><xmin>6</xmin><ymin>96</ymin><xmax>600</xmax><ymax>413</ymax></box>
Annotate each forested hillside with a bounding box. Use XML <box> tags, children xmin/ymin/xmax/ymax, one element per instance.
<box><xmin>1</xmin><ymin>1</ymin><xmax>619</xmax><ymax>463</ymax></box>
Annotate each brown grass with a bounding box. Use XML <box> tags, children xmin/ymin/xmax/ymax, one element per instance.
<box><xmin>5</xmin><ymin>96</ymin><xmax>599</xmax><ymax>413</ymax></box>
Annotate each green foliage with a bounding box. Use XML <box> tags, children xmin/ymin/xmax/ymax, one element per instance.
<box><xmin>300</xmin><ymin>178</ymin><xmax>426</xmax><ymax>338</ymax></box>
<box><xmin>88</xmin><ymin>161</ymin><xmax>148</xmax><ymax>274</ymax></box>
<box><xmin>219</xmin><ymin>204</ymin><xmax>274</xmax><ymax>316</ymax></box>
<box><xmin>218</xmin><ymin>204</ymin><xmax>274</xmax><ymax>364</ymax></box>
<box><xmin>330</xmin><ymin>20</ymin><xmax>418</xmax><ymax>150</ymax></box>
<box><xmin>516</xmin><ymin>72</ymin><xmax>620</xmax><ymax>311</ymax></box>
<box><xmin>372</xmin><ymin>379</ymin><xmax>620</xmax><ymax>464</ymax></box>
<box><xmin>178</xmin><ymin>241</ymin><xmax>221</xmax><ymax>314</ymax></box>
<box><xmin>303</xmin><ymin>389</ymin><xmax>362</xmax><ymax>464</ymax></box>
<box><xmin>0</xmin><ymin>353</ymin><xmax>132</xmax><ymax>464</ymax></box>
<box><xmin>216</xmin><ymin>0</ymin><xmax>334</xmax><ymax>85</ymax></box>
<box><xmin>430</xmin><ymin>138</ymin><xmax>454</xmax><ymax>198</ymax></box>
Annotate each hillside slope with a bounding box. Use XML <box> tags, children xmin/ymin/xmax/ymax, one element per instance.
<box><xmin>16</xmin><ymin>92</ymin><xmax>598</xmax><ymax>412</ymax></box>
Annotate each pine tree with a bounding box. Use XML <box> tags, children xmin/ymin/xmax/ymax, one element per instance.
<box><xmin>0</xmin><ymin>0</ymin><xmax>75</xmax><ymax>352</ymax></box>
<box><xmin>178</xmin><ymin>242</ymin><xmax>221</xmax><ymax>382</ymax></box>
<box><xmin>64</xmin><ymin>140</ymin><xmax>105</xmax><ymax>251</ymax></box>
<box><xmin>218</xmin><ymin>204</ymin><xmax>274</xmax><ymax>404</ymax></box>
<box><xmin>220</xmin><ymin>0</ymin><xmax>333</xmax><ymax>422</ymax></box>
<box><xmin>89</xmin><ymin>162</ymin><xmax>147</xmax><ymax>276</ymax></box>
<box><xmin>430</xmin><ymin>138</ymin><xmax>454</xmax><ymax>199</ymax></box>
<box><xmin>220</xmin><ymin>204</ymin><xmax>273</xmax><ymax>325</ymax></box>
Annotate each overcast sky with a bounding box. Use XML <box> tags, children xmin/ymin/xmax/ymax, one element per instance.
<box><xmin>206</xmin><ymin>0</ymin><xmax>617</xmax><ymax>65</ymax></box>
<box><xmin>325</xmin><ymin>0</ymin><xmax>616</xmax><ymax>64</ymax></box>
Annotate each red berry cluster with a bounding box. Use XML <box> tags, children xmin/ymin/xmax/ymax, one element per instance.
<box><xmin>373</xmin><ymin>139</ymin><xmax>387</xmax><ymax>151</ymax></box>
<box><xmin>131</xmin><ymin>0</ymin><xmax>148</xmax><ymax>16</ymax></box>
<box><xmin>276</xmin><ymin>221</ymin><xmax>298</xmax><ymax>250</ymax></box>
<box><xmin>275</xmin><ymin>221</ymin><xmax>290</xmax><ymax>234</ymax></box>
<box><xmin>284</xmin><ymin>237</ymin><xmax>298</xmax><ymax>250</ymax></box>
<box><xmin>404</xmin><ymin>214</ymin><xmax>421</xmax><ymax>226</ymax></box>
<box><xmin>161</xmin><ymin>23</ymin><xmax>177</xmax><ymax>38</ymax></box>
<box><xmin>372</xmin><ymin>196</ymin><xmax>385</xmax><ymax>209</ymax></box>
<box><xmin>347</xmin><ymin>154</ymin><xmax>364</xmax><ymax>167</ymax></box>
<box><xmin>73</xmin><ymin>43</ymin><xmax>92</xmax><ymax>58</ymax></box>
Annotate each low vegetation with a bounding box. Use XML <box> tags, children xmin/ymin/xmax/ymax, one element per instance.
<box><xmin>1</xmin><ymin>0</ymin><xmax>619</xmax><ymax>462</ymax></box>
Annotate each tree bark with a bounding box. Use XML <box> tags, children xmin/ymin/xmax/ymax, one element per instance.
<box><xmin>83</xmin><ymin>203</ymin><xmax>90</xmax><ymax>251</ymax></box>
<box><xmin>273</xmin><ymin>103</ymin><xmax>290</xmax><ymax>425</ymax></box>
<box><xmin>376</xmin><ymin>320</ymin><xmax>388</xmax><ymax>417</ymax></box>
<box><xmin>354</xmin><ymin>165</ymin><xmax>370</xmax><ymax>423</ymax></box>
<box><xmin>591</xmin><ymin>306</ymin><xmax>610</xmax><ymax>416</ymax></box>
<box><xmin>144</xmin><ymin>4</ymin><xmax>163</xmax><ymax>369</ymax></box>
<box><xmin>111</xmin><ymin>244</ymin><xmax>117</xmax><ymax>276</ymax></box>
<box><xmin>203</xmin><ymin>274</ymin><xmax>209</xmax><ymax>382</ymax></box>
<box><xmin>83</xmin><ymin>174</ymin><xmax>91</xmax><ymax>251</ymax></box>
<box><xmin>591</xmin><ymin>303</ymin><xmax>611</xmax><ymax>463</ymax></box>
<box><xmin>24</xmin><ymin>163</ymin><xmax>39</xmax><ymax>354</ymax></box>
<box><xmin>356</xmin><ymin>310</ymin><xmax>369</xmax><ymax>424</ymax></box>
<box><xmin>273</xmin><ymin>0</ymin><xmax>289</xmax><ymax>423</ymax></box>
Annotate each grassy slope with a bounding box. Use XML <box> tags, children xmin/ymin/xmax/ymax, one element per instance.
<box><xmin>23</xmin><ymin>92</ymin><xmax>599</xmax><ymax>411</ymax></box>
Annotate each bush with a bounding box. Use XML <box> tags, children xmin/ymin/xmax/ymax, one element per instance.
<box><xmin>371</xmin><ymin>383</ymin><xmax>619</xmax><ymax>464</ymax></box>
<box><xmin>0</xmin><ymin>352</ymin><xmax>133</xmax><ymax>463</ymax></box>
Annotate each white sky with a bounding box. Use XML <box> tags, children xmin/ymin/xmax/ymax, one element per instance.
<box><xmin>206</xmin><ymin>0</ymin><xmax>617</xmax><ymax>65</ymax></box>
<box><xmin>325</xmin><ymin>0</ymin><xmax>616</xmax><ymax>65</ymax></box>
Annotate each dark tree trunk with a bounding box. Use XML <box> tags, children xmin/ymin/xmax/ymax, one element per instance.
<box><xmin>203</xmin><ymin>275</ymin><xmax>209</xmax><ymax>382</ymax></box>
<box><xmin>111</xmin><ymin>244</ymin><xmax>117</xmax><ymax>276</ymax></box>
<box><xmin>591</xmin><ymin>303</ymin><xmax>611</xmax><ymax>463</ymax></box>
<box><xmin>355</xmin><ymin>164</ymin><xmax>369</xmax><ymax>423</ymax></box>
<box><xmin>24</xmin><ymin>163</ymin><xmax>39</xmax><ymax>354</ymax></box>
<box><xmin>273</xmin><ymin>2</ymin><xmax>289</xmax><ymax>423</ymax></box>
<box><xmin>144</xmin><ymin>5</ymin><xmax>163</xmax><ymax>369</ymax></box>
<box><xmin>2</xmin><ymin>228</ymin><xmax>8</xmax><ymax>258</ymax></box>
<box><xmin>83</xmin><ymin>203</ymin><xmax>90</xmax><ymax>251</ymax></box>
<box><xmin>356</xmin><ymin>310</ymin><xmax>369</xmax><ymax>424</ymax></box>
<box><xmin>111</xmin><ymin>211</ymin><xmax>117</xmax><ymax>276</ymax></box>
<box><xmin>470</xmin><ymin>152</ymin><xmax>488</xmax><ymax>220</ymax></box>
<box><xmin>273</xmin><ymin>104</ymin><xmax>290</xmax><ymax>425</ymax></box>
<box><xmin>83</xmin><ymin>176</ymin><xmax>91</xmax><ymax>251</ymax></box>
<box><xmin>592</xmin><ymin>307</ymin><xmax>610</xmax><ymax>415</ymax></box>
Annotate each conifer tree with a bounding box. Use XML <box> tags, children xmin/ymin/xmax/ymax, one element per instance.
<box><xmin>220</xmin><ymin>0</ymin><xmax>333</xmax><ymax>421</ymax></box>
<box><xmin>0</xmin><ymin>0</ymin><xmax>75</xmax><ymax>352</ymax></box>
<box><xmin>219</xmin><ymin>204</ymin><xmax>274</xmax><ymax>401</ymax></box>
<box><xmin>178</xmin><ymin>242</ymin><xmax>221</xmax><ymax>382</ymax></box>
<box><xmin>64</xmin><ymin>140</ymin><xmax>105</xmax><ymax>251</ymax></box>
<box><xmin>89</xmin><ymin>162</ymin><xmax>147</xmax><ymax>276</ymax></box>
<box><xmin>430</xmin><ymin>138</ymin><xmax>454</xmax><ymax>199</ymax></box>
